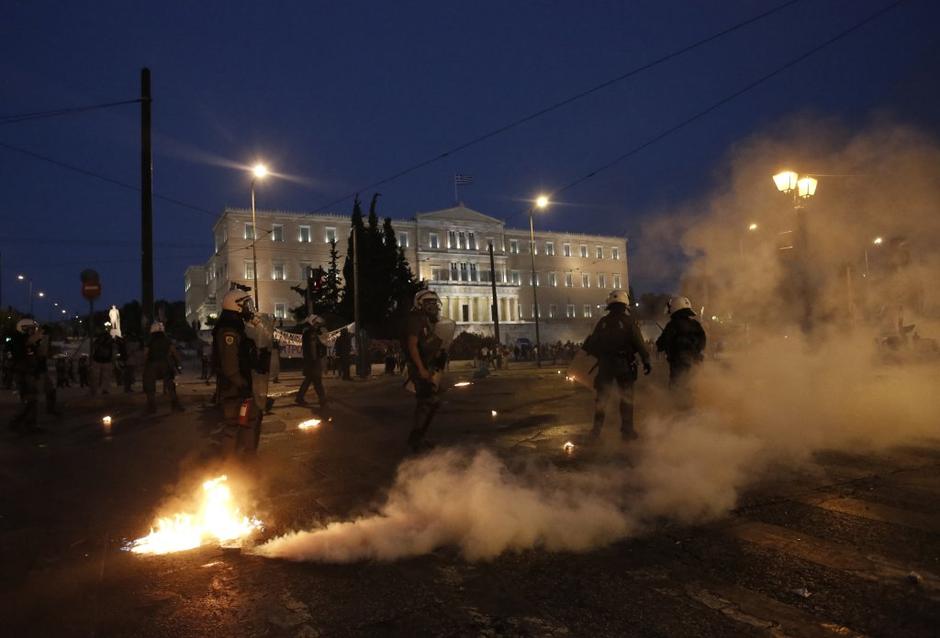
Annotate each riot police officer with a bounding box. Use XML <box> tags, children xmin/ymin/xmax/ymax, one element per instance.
<box><xmin>212</xmin><ymin>289</ymin><xmax>260</xmax><ymax>454</ymax></box>
<box><xmin>583</xmin><ymin>290</ymin><xmax>651</xmax><ymax>441</ymax></box>
<box><xmin>656</xmin><ymin>295</ymin><xmax>706</xmax><ymax>388</ymax></box>
<box><xmin>403</xmin><ymin>290</ymin><xmax>447</xmax><ymax>452</ymax></box>
<box><xmin>8</xmin><ymin>319</ymin><xmax>43</xmax><ymax>434</ymax></box>
<box><xmin>295</xmin><ymin>314</ymin><xmax>328</xmax><ymax>409</ymax></box>
<box><xmin>143</xmin><ymin>322</ymin><xmax>184</xmax><ymax>414</ymax></box>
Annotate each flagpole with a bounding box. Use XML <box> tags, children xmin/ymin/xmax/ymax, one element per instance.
<box><xmin>454</xmin><ymin>174</ymin><xmax>459</xmax><ymax>204</ymax></box>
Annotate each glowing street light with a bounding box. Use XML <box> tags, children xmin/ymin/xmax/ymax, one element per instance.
<box><xmin>529</xmin><ymin>193</ymin><xmax>550</xmax><ymax>367</ymax></box>
<box><xmin>248</xmin><ymin>162</ymin><xmax>270</xmax><ymax>311</ymax></box>
<box><xmin>873</xmin><ymin>236</ymin><xmax>883</xmax><ymax>245</ymax></box>
<box><xmin>797</xmin><ymin>176</ymin><xmax>818</xmax><ymax>199</ymax></box>
<box><xmin>772</xmin><ymin>171</ymin><xmax>799</xmax><ymax>193</ymax></box>
<box><xmin>37</xmin><ymin>291</ymin><xmax>45</xmax><ymax>298</ymax></box>
<box><xmin>748</xmin><ymin>223</ymin><xmax>758</xmax><ymax>231</ymax></box>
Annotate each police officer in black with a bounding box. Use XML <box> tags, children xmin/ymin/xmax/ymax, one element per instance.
<box><xmin>212</xmin><ymin>289</ymin><xmax>259</xmax><ymax>454</ymax></box>
<box><xmin>143</xmin><ymin>322</ymin><xmax>184</xmax><ymax>413</ymax></box>
<box><xmin>656</xmin><ymin>295</ymin><xmax>706</xmax><ymax>388</ymax></box>
<box><xmin>583</xmin><ymin>290</ymin><xmax>651</xmax><ymax>441</ymax></box>
<box><xmin>295</xmin><ymin>314</ymin><xmax>328</xmax><ymax>409</ymax></box>
<box><xmin>8</xmin><ymin>319</ymin><xmax>44</xmax><ymax>434</ymax></box>
<box><xmin>403</xmin><ymin>290</ymin><xmax>447</xmax><ymax>452</ymax></box>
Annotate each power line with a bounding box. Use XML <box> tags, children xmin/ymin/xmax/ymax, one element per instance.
<box><xmin>550</xmin><ymin>0</ymin><xmax>904</xmax><ymax>200</ymax></box>
<box><xmin>0</xmin><ymin>98</ymin><xmax>141</xmax><ymax>126</ymax></box>
<box><xmin>308</xmin><ymin>0</ymin><xmax>804</xmax><ymax>213</ymax></box>
<box><xmin>0</xmin><ymin>141</ymin><xmax>217</xmax><ymax>217</ymax></box>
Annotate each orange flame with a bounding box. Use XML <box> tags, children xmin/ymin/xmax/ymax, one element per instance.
<box><xmin>129</xmin><ymin>475</ymin><xmax>262</xmax><ymax>555</ymax></box>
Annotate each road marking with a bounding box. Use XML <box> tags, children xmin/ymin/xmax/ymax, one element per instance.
<box><xmin>684</xmin><ymin>583</ymin><xmax>867</xmax><ymax>638</ymax></box>
<box><xmin>798</xmin><ymin>494</ymin><xmax>940</xmax><ymax>534</ymax></box>
<box><xmin>727</xmin><ymin>521</ymin><xmax>940</xmax><ymax>599</ymax></box>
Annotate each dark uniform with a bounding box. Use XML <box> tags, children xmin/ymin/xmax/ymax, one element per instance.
<box><xmin>8</xmin><ymin>330</ymin><xmax>42</xmax><ymax>433</ymax></box>
<box><xmin>212</xmin><ymin>310</ymin><xmax>258</xmax><ymax>453</ymax></box>
<box><xmin>143</xmin><ymin>331</ymin><xmax>183</xmax><ymax>413</ymax></box>
<box><xmin>655</xmin><ymin>308</ymin><xmax>706</xmax><ymax>387</ymax></box>
<box><xmin>296</xmin><ymin>324</ymin><xmax>328</xmax><ymax>408</ymax></box>
<box><xmin>583</xmin><ymin>307</ymin><xmax>650</xmax><ymax>439</ymax></box>
<box><xmin>403</xmin><ymin>309</ymin><xmax>446</xmax><ymax>451</ymax></box>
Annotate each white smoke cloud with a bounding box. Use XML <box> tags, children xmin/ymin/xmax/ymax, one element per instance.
<box><xmin>256</xmin><ymin>118</ymin><xmax>940</xmax><ymax>563</ymax></box>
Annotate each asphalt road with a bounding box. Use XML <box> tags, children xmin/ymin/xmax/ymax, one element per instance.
<box><xmin>1</xmin><ymin>362</ymin><xmax>938</xmax><ymax>637</ymax></box>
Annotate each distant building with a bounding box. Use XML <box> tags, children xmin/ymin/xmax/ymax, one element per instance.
<box><xmin>185</xmin><ymin>204</ymin><xmax>630</xmax><ymax>343</ymax></box>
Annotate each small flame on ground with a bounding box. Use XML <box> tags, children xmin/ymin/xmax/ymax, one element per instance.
<box><xmin>490</xmin><ymin>410</ymin><xmax>498</xmax><ymax>417</ymax></box>
<box><xmin>128</xmin><ymin>475</ymin><xmax>262</xmax><ymax>555</ymax></box>
<box><xmin>563</xmin><ymin>441</ymin><xmax>575</xmax><ymax>454</ymax></box>
<box><xmin>565</xmin><ymin>375</ymin><xmax>574</xmax><ymax>382</ymax></box>
<box><xmin>102</xmin><ymin>416</ymin><xmax>112</xmax><ymax>426</ymax></box>
<box><xmin>298</xmin><ymin>418</ymin><xmax>321</xmax><ymax>430</ymax></box>
<box><xmin>453</xmin><ymin>381</ymin><xmax>471</xmax><ymax>387</ymax></box>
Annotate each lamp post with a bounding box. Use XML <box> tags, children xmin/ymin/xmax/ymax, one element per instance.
<box><xmin>528</xmin><ymin>194</ymin><xmax>549</xmax><ymax>367</ymax></box>
<box><xmin>739</xmin><ymin>222</ymin><xmax>759</xmax><ymax>257</ymax></box>
<box><xmin>865</xmin><ymin>236</ymin><xmax>883</xmax><ymax>277</ymax></box>
<box><xmin>17</xmin><ymin>274</ymin><xmax>33</xmax><ymax>315</ymax></box>
<box><xmin>249</xmin><ymin>163</ymin><xmax>268</xmax><ymax>312</ymax></box>
<box><xmin>772</xmin><ymin>170</ymin><xmax>818</xmax><ymax>332</ymax></box>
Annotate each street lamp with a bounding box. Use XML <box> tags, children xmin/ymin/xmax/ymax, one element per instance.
<box><xmin>529</xmin><ymin>194</ymin><xmax>549</xmax><ymax>367</ymax></box>
<box><xmin>748</xmin><ymin>222</ymin><xmax>758</xmax><ymax>231</ymax></box>
<box><xmin>772</xmin><ymin>170</ymin><xmax>818</xmax><ymax>332</ymax></box>
<box><xmin>249</xmin><ymin>163</ymin><xmax>268</xmax><ymax>311</ymax></box>
<box><xmin>865</xmin><ymin>236</ymin><xmax>883</xmax><ymax>276</ymax></box>
<box><xmin>17</xmin><ymin>274</ymin><xmax>33</xmax><ymax>315</ymax></box>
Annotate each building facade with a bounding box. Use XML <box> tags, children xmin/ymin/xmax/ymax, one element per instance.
<box><xmin>186</xmin><ymin>204</ymin><xmax>630</xmax><ymax>343</ymax></box>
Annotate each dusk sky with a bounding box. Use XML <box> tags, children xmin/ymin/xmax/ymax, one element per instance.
<box><xmin>2</xmin><ymin>0</ymin><xmax>938</xmax><ymax>317</ymax></box>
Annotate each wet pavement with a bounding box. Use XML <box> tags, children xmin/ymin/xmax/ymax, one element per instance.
<box><xmin>1</xmin><ymin>363</ymin><xmax>938</xmax><ymax>637</ymax></box>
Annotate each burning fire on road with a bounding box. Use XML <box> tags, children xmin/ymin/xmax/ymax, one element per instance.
<box><xmin>127</xmin><ymin>475</ymin><xmax>262</xmax><ymax>555</ymax></box>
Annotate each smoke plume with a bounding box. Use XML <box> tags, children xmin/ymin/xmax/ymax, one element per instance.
<box><xmin>257</xmin><ymin>118</ymin><xmax>940</xmax><ymax>562</ymax></box>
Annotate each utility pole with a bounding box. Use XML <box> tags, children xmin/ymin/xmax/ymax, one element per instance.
<box><xmin>140</xmin><ymin>68</ymin><xmax>154</xmax><ymax>330</ymax></box>
<box><xmin>488</xmin><ymin>243</ymin><xmax>500</xmax><ymax>344</ymax></box>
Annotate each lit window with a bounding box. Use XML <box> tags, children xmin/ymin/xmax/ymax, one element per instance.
<box><xmin>299</xmin><ymin>226</ymin><xmax>311</xmax><ymax>243</ymax></box>
<box><xmin>596</xmin><ymin>246</ymin><xmax>603</xmax><ymax>259</ymax></box>
<box><xmin>468</xmin><ymin>232</ymin><xmax>476</xmax><ymax>250</ymax></box>
<box><xmin>510</xmin><ymin>239</ymin><xmax>519</xmax><ymax>254</ymax></box>
<box><xmin>612</xmin><ymin>247</ymin><xmax>620</xmax><ymax>260</ymax></box>
<box><xmin>274</xmin><ymin>303</ymin><xmax>287</xmax><ymax>319</ymax></box>
<box><xmin>271</xmin><ymin>224</ymin><xmax>284</xmax><ymax>242</ymax></box>
<box><xmin>530</xmin><ymin>272</ymin><xmax>540</xmax><ymax>286</ymax></box>
<box><xmin>273</xmin><ymin>263</ymin><xmax>286</xmax><ymax>281</ymax></box>
<box><xmin>430</xmin><ymin>233</ymin><xmax>440</xmax><ymax>249</ymax></box>
<box><xmin>582</xmin><ymin>273</ymin><xmax>590</xmax><ymax>288</ymax></box>
<box><xmin>548</xmin><ymin>304</ymin><xmax>557</xmax><ymax>318</ymax></box>
<box><xmin>399</xmin><ymin>232</ymin><xmax>409</xmax><ymax>248</ymax></box>
<box><xmin>244</xmin><ymin>223</ymin><xmax>255</xmax><ymax>240</ymax></box>
<box><xmin>548</xmin><ymin>272</ymin><xmax>557</xmax><ymax>287</ymax></box>
<box><xmin>564</xmin><ymin>272</ymin><xmax>573</xmax><ymax>287</ymax></box>
<box><xmin>598</xmin><ymin>273</ymin><xmax>606</xmax><ymax>289</ymax></box>
<box><xmin>511</xmin><ymin>270</ymin><xmax>521</xmax><ymax>285</ymax></box>
<box><xmin>325</xmin><ymin>227</ymin><xmax>337</xmax><ymax>243</ymax></box>
<box><xmin>580</xmin><ymin>245</ymin><xmax>588</xmax><ymax>258</ymax></box>
<box><xmin>448</xmin><ymin>231</ymin><xmax>457</xmax><ymax>248</ymax></box>
<box><xmin>583</xmin><ymin>304</ymin><xmax>592</xmax><ymax>318</ymax></box>
<box><xmin>563</xmin><ymin>243</ymin><xmax>571</xmax><ymax>257</ymax></box>
<box><xmin>244</xmin><ymin>261</ymin><xmax>255</xmax><ymax>279</ymax></box>
<box><xmin>613</xmin><ymin>274</ymin><xmax>622</xmax><ymax>289</ymax></box>
<box><xmin>545</xmin><ymin>242</ymin><xmax>555</xmax><ymax>256</ymax></box>
<box><xmin>566</xmin><ymin>304</ymin><xmax>575</xmax><ymax>318</ymax></box>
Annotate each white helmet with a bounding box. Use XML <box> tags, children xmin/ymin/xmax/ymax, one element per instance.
<box><xmin>666</xmin><ymin>296</ymin><xmax>693</xmax><ymax>315</ymax></box>
<box><xmin>413</xmin><ymin>289</ymin><xmax>441</xmax><ymax>310</ymax></box>
<box><xmin>149</xmin><ymin>322</ymin><xmax>165</xmax><ymax>333</ymax></box>
<box><xmin>16</xmin><ymin>318</ymin><xmax>38</xmax><ymax>334</ymax></box>
<box><xmin>606</xmin><ymin>290</ymin><xmax>630</xmax><ymax>306</ymax></box>
<box><xmin>222</xmin><ymin>289</ymin><xmax>254</xmax><ymax>314</ymax></box>
<box><xmin>305</xmin><ymin>314</ymin><xmax>324</xmax><ymax>326</ymax></box>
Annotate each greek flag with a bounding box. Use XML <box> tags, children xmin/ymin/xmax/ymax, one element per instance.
<box><xmin>455</xmin><ymin>173</ymin><xmax>474</xmax><ymax>185</ymax></box>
